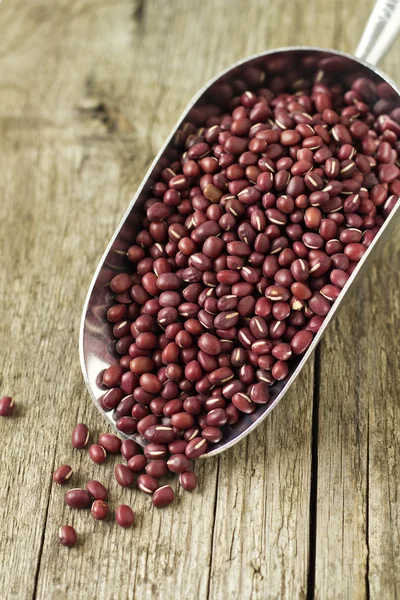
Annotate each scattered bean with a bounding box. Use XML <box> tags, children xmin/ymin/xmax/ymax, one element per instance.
<box><xmin>98</xmin><ymin>433</ymin><xmax>122</xmax><ymax>454</ymax></box>
<box><xmin>179</xmin><ymin>471</ymin><xmax>198</xmax><ymax>491</ymax></box>
<box><xmin>116</xmin><ymin>505</ymin><xmax>135</xmax><ymax>528</ymax></box>
<box><xmin>85</xmin><ymin>480</ymin><xmax>108</xmax><ymax>501</ymax></box>
<box><xmin>115</xmin><ymin>464</ymin><xmax>135</xmax><ymax>487</ymax></box>
<box><xmin>71</xmin><ymin>423</ymin><xmax>89</xmax><ymax>449</ymax></box>
<box><xmin>58</xmin><ymin>525</ymin><xmax>77</xmax><ymax>547</ymax></box>
<box><xmin>152</xmin><ymin>485</ymin><xmax>175</xmax><ymax>508</ymax></box>
<box><xmin>53</xmin><ymin>465</ymin><xmax>73</xmax><ymax>485</ymax></box>
<box><xmin>65</xmin><ymin>489</ymin><xmax>91</xmax><ymax>509</ymax></box>
<box><xmin>89</xmin><ymin>444</ymin><xmax>107</xmax><ymax>465</ymax></box>
<box><xmin>91</xmin><ymin>500</ymin><xmax>109</xmax><ymax>521</ymax></box>
<box><xmin>0</xmin><ymin>396</ymin><xmax>14</xmax><ymax>416</ymax></box>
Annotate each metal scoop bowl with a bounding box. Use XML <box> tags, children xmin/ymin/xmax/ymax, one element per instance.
<box><xmin>80</xmin><ymin>0</ymin><xmax>400</xmax><ymax>457</ymax></box>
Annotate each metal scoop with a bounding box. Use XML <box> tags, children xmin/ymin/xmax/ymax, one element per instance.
<box><xmin>80</xmin><ymin>0</ymin><xmax>400</xmax><ymax>457</ymax></box>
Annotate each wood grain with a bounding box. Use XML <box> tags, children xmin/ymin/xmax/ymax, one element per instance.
<box><xmin>0</xmin><ymin>1</ymin><xmax>399</xmax><ymax>599</ymax></box>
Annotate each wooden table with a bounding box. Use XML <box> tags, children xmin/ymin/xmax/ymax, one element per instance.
<box><xmin>1</xmin><ymin>1</ymin><xmax>399</xmax><ymax>598</ymax></box>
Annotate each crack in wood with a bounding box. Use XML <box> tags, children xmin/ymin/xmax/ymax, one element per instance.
<box><xmin>132</xmin><ymin>0</ymin><xmax>145</xmax><ymax>29</ymax></box>
<box><xmin>307</xmin><ymin>346</ymin><xmax>321</xmax><ymax>600</ymax></box>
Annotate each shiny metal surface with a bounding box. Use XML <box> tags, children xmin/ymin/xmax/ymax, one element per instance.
<box><xmin>80</xmin><ymin>10</ymin><xmax>400</xmax><ymax>458</ymax></box>
<box><xmin>355</xmin><ymin>0</ymin><xmax>400</xmax><ymax>65</ymax></box>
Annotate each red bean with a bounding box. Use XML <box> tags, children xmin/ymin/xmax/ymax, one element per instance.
<box><xmin>100</xmin><ymin>388</ymin><xmax>124</xmax><ymax>411</ymax></box>
<box><xmin>110</xmin><ymin>273</ymin><xmax>132</xmax><ymax>294</ymax></box>
<box><xmin>130</xmin><ymin>357</ymin><xmax>155</xmax><ymax>374</ymax></box>
<box><xmin>58</xmin><ymin>525</ymin><xmax>77</xmax><ymax>547</ymax></box>
<box><xmin>144</xmin><ymin>425</ymin><xmax>175</xmax><ymax>444</ymax></box>
<box><xmin>139</xmin><ymin>373</ymin><xmax>162</xmax><ymax>394</ymax></box>
<box><xmin>71</xmin><ymin>423</ymin><xmax>89</xmax><ymax>449</ymax></box>
<box><xmin>143</xmin><ymin>443</ymin><xmax>168</xmax><ymax>460</ymax></box>
<box><xmin>198</xmin><ymin>333</ymin><xmax>222</xmax><ymax>356</ymax></box>
<box><xmin>116</xmin><ymin>505</ymin><xmax>135</xmax><ymax>528</ymax></box>
<box><xmin>133</xmin><ymin>403</ymin><xmax>151</xmax><ymax>419</ymax></box>
<box><xmin>167</xmin><ymin>453</ymin><xmax>190</xmax><ymax>473</ymax></box>
<box><xmin>115</xmin><ymin>464</ymin><xmax>135</xmax><ymax>487</ymax></box>
<box><xmin>344</xmin><ymin>243</ymin><xmax>367</xmax><ymax>262</ymax></box>
<box><xmin>303</xmin><ymin>232</ymin><xmax>324</xmax><ymax>249</ymax></box>
<box><xmin>0</xmin><ymin>396</ymin><xmax>15</xmax><ymax>416</ymax></box>
<box><xmin>89</xmin><ymin>444</ymin><xmax>107</xmax><ymax>464</ymax></box>
<box><xmin>272</xmin><ymin>343</ymin><xmax>292</xmax><ymax>361</ymax></box>
<box><xmin>168</xmin><ymin>440</ymin><xmax>187</xmax><ymax>455</ymax></box>
<box><xmin>152</xmin><ymin>485</ymin><xmax>175</xmax><ymax>508</ymax></box>
<box><xmin>136</xmin><ymin>332</ymin><xmax>157</xmax><ymax>350</ymax></box>
<box><xmin>291</xmin><ymin>259</ymin><xmax>309</xmax><ymax>282</ymax></box>
<box><xmin>291</xmin><ymin>330</ymin><xmax>313</xmax><ymax>355</ymax></box>
<box><xmin>91</xmin><ymin>500</ymin><xmax>109</xmax><ymax>521</ymax></box>
<box><xmin>232</xmin><ymin>392</ymin><xmax>256</xmax><ymax>414</ymax></box>
<box><xmin>53</xmin><ymin>465</ymin><xmax>73</xmax><ymax>485</ymax></box>
<box><xmin>86</xmin><ymin>480</ymin><xmax>108</xmax><ymax>501</ymax></box>
<box><xmin>185</xmin><ymin>437</ymin><xmax>208</xmax><ymax>459</ymax></box>
<box><xmin>116</xmin><ymin>416</ymin><xmax>138</xmax><ymax>434</ymax></box>
<box><xmin>163</xmin><ymin>399</ymin><xmax>183</xmax><ymax>418</ymax></box>
<box><xmin>98</xmin><ymin>433</ymin><xmax>122</xmax><ymax>454</ymax></box>
<box><xmin>272</xmin><ymin>360</ymin><xmax>289</xmax><ymax>380</ymax></box>
<box><xmin>202</xmin><ymin>395</ymin><xmax>223</xmax><ymax>411</ymax></box>
<box><xmin>321</xmin><ymin>284</ymin><xmax>340</xmax><ymax>301</ymax></box>
<box><xmin>206</xmin><ymin>408</ymin><xmax>228</xmax><ymax>427</ymax></box>
<box><xmin>120</xmin><ymin>440</ymin><xmax>140</xmax><ymax>461</ymax></box>
<box><xmin>65</xmin><ymin>488</ymin><xmax>91</xmax><ymax>509</ymax></box>
<box><xmin>308</xmin><ymin>292</ymin><xmax>331</xmax><ymax>316</ymax></box>
<box><xmin>209</xmin><ymin>367</ymin><xmax>234</xmax><ymax>385</ymax></box>
<box><xmin>202</xmin><ymin>426</ymin><xmax>223</xmax><ymax>443</ymax></box>
<box><xmin>146</xmin><ymin>460</ymin><xmax>169</xmax><ymax>478</ymax></box>
<box><xmin>171</xmin><ymin>412</ymin><xmax>195</xmax><ymax>429</ymax></box>
<box><xmin>180</xmin><ymin>471</ymin><xmax>198</xmax><ymax>491</ymax></box>
<box><xmin>185</xmin><ymin>360</ymin><xmax>203</xmax><ymax>382</ymax></box>
<box><xmin>249</xmin><ymin>382</ymin><xmax>270</xmax><ymax>404</ymax></box>
<box><xmin>137</xmin><ymin>474</ymin><xmax>159</xmax><ymax>494</ymax></box>
<box><xmin>309</xmin><ymin>254</ymin><xmax>331</xmax><ymax>277</ymax></box>
<box><xmin>128</xmin><ymin>454</ymin><xmax>147</xmax><ymax>473</ymax></box>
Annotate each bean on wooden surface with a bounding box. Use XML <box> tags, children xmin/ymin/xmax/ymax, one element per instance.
<box><xmin>152</xmin><ymin>485</ymin><xmax>175</xmax><ymax>508</ymax></box>
<box><xmin>115</xmin><ymin>464</ymin><xmax>135</xmax><ymax>487</ymax></box>
<box><xmin>98</xmin><ymin>433</ymin><xmax>122</xmax><ymax>454</ymax></box>
<box><xmin>116</xmin><ymin>505</ymin><xmax>135</xmax><ymax>528</ymax></box>
<box><xmin>89</xmin><ymin>444</ymin><xmax>107</xmax><ymax>464</ymax></box>
<box><xmin>53</xmin><ymin>465</ymin><xmax>73</xmax><ymax>485</ymax></box>
<box><xmin>0</xmin><ymin>396</ymin><xmax>15</xmax><ymax>416</ymax></box>
<box><xmin>71</xmin><ymin>423</ymin><xmax>89</xmax><ymax>449</ymax></box>
<box><xmin>85</xmin><ymin>480</ymin><xmax>108</xmax><ymax>501</ymax></box>
<box><xmin>65</xmin><ymin>489</ymin><xmax>91</xmax><ymax>509</ymax></box>
<box><xmin>58</xmin><ymin>526</ymin><xmax>77</xmax><ymax>547</ymax></box>
<box><xmin>91</xmin><ymin>500</ymin><xmax>109</xmax><ymax>521</ymax></box>
<box><xmin>179</xmin><ymin>471</ymin><xmax>198</xmax><ymax>491</ymax></box>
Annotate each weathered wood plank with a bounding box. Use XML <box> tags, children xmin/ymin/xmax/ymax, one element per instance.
<box><xmin>365</xmin><ymin>15</ymin><xmax>400</xmax><ymax>598</ymax></box>
<box><xmin>207</xmin><ymin>364</ymin><xmax>314</xmax><ymax>600</ymax></box>
<box><xmin>315</xmin><ymin>229</ymin><xmax>400</xmax><ymax>600</ymax></box>
<box><xmin>314</xmin><ymin>2</ymin><xmax>400</xmax><ymax>599</ymax></box>
<box><xmin>207</xmin><ymin>1</ymin><xmax>339</xmax><ymax>598</ymax></box>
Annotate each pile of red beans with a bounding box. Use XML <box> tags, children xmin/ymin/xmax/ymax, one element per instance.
<box><xmin>101</xmin><ymin>73</ymin><xmax>399</xmax><ymax>464</ymax></box>
<box><xmin>24</xmin><ymin>69</ymin><xmax>400</xmax><ymax>547</ymax></box>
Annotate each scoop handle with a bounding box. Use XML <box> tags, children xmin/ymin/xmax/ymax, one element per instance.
<box><xmin>355</xmin><ymin>0</ymin><xmax>400</xmax><ymax>65</ymax></box>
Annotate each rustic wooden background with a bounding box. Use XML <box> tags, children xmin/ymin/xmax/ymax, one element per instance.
<box><xmin>0</xmin><ymin>1</ymin><xmax>399</xmax><ymax>598</ymax></box>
